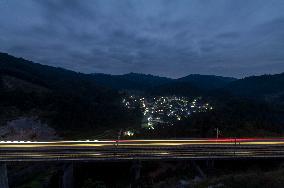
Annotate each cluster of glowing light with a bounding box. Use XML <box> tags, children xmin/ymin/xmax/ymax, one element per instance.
<box><xmin>123</xmin><ymin>95</ymin><xmax>213</xmax><ymax>130</ymax></box>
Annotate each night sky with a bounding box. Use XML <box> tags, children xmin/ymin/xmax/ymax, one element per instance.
<box><xmin>0</xmin><ymin>0</ymin><xmax>284</xmax><ymax>78</ymax></box>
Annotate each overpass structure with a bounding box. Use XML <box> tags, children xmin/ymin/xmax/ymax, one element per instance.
<box><xmin>2</xmin><ymin>138</ymin><xmax>284</xmax><ymax>188</ymax></box>
<box><xmin>1</xmin><ymin>138</ymin><xmax>284</xmax><ymax>161</ymax></box>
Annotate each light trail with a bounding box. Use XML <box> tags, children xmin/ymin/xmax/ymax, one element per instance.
<box><xmin>1</xmin><ymin>138</ymin><xmax>284</xmax><ymax>161</ymax></box>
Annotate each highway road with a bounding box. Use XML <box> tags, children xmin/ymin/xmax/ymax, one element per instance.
<box><xmin>1</xmin><ymin>138</ymin><xmax>284</xmax><ymax>161</ymax></box>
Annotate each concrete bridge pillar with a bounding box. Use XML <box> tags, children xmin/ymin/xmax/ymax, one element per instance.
<box><xmin>0</xmin><ymin>163</ymin><xmax>9</xmax><ymax>188</ymax></box>
<box><xmin>130</xmin><ymin>161</ymin><xmax>142</xmax><ymax>188</ymax></box>
<box><xmin>190</xmin><ymin>161</ymin><xmax>206</xmax><ymax>179</ymax></box>
<box><xmin>62</xmin><ymin>163</ymin><xmax>73</xmax><ymax>188</ymax></box>
<box><xmin>206</xmin><ymin>159</ymin><xmax>215</xmax><ymax>170</ymax></box>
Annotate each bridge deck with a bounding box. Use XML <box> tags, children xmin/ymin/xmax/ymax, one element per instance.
<box><xmin>1</xmin><ymin>139</ymin><xmax>284</xmax><ymax>161</ymax></box>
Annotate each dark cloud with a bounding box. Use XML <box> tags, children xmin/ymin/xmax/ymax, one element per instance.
<box><xmin>0</xmin><ymin>0</ymin><xmax>284</xmax><ymax>78</ymax></box>
<box><xmin>216</xmin><ymin>32</ymin><xmax>240</xmax><ymax>39</ymax></box>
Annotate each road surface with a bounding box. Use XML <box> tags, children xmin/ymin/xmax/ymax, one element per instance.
<box><xmin>1</xmin><ymin>138</ymin><xmax>284</xmax><ymax>161</ymax></box>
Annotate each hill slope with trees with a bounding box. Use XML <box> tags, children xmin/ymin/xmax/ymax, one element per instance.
<box><xmin>0</xmin><ymin>52</ymin><xmax>141</xmax><ymax>138</ymax></box>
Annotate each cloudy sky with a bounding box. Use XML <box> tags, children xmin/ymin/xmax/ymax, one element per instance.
<box><xmin>0</xmin><ymin>0</ymin><xmax>284</xmax><ymax>78</ymax></box>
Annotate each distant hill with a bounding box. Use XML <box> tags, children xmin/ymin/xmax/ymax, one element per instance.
<box><xmin>0</xmin><ymin>52</ymin><xmax>141</xmax><ymax>137</ymax></box>
<box><xmin>2</xmin><ymin>52</ymin><xmax>283</xmax><ymax>100</ymax></box>
<box><xmin>92</xmin><ymin>73</ymin><xmax>236</xmax><ymax>96</ymax></box>
<box><xmin>149</xmin><ymin>81</ymin><xmax>203</xmax><ymax>97</ymax></box>
<box><xmin>225</xmin><ymin>73</ymin><xmax>284</xmax><ymax>101</ymax></box>
<box><xmin>92</xmin><ymin>73</ymin><xmax>173</xmax><ymax>91</ymax></box>
<box><xmin>0</xmin><ymin>52</ymin><xmax>111</xmax><ymax>98</ymax></box>
<box><xmin>178</xmin><ymin>74</ymin><xmax>237</xmax><ymax>90</ymax></box>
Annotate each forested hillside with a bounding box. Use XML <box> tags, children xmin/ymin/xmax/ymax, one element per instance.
<box><xmin>0</xmin><ymin>53</ymin><xmax>141</xmax><ymax>138</ymax></box>
<box><xmin>225</xmin><ymin>73</ymin><xmax>284</xmax><ymax>101</ymax></box>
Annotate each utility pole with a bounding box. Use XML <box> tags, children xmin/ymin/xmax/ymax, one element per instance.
<box><xmin>115</xmin><ymin>129</ymin><xmax>122</xmax><ymax>156</ymax></box>
<box><xmin>117</xmin><ymin>129</ymin><xmax>122</xmax><ymax>141</ymax></box>
<box><xmin>215</xmin><ymin>128</ymin><xmax>220</xmax><ymax>139</ymax></box>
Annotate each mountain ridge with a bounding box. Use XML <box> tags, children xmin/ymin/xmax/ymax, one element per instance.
<box><xmin>1</xmin><ymin>52</ymin><xmax>283</xmax><ymax>100</ymax></box>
